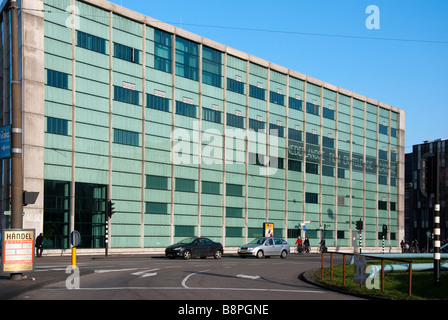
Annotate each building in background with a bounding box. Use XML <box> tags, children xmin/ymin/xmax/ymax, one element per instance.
<box><xmin>405</xmin><ymin>139</ymin><xmax>447</xmax><ymax>250</ymax></box>
<box><xmin>0</xmin><ymin>0</ymin><xmax>405</xmax><ymax>254</ymax></box>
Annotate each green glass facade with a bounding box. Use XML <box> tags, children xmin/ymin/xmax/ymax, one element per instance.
<box><xmin>0</xmin><ymin>0</ymin><xmax>405</xmax><ymax>252</ymax></box>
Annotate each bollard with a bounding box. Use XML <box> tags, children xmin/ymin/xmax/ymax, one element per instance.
<box><xmin>72</xmin><ymin>247</ymin><xmax>76</xmax><ymax>269</ymax></box>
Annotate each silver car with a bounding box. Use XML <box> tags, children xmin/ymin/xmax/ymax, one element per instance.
<box><xmin>237</xmin><ymin>237</ymin><xmax>290</xmax><ymax>259</ymax></box>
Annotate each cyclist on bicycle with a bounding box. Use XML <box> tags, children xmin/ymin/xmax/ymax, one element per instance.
<box><xmin>295</xmin><ymin>236</ymin><xmax>303</xmax><ymax>253</ymax></box>
<box><xmin>304</xmin><ymin>237</ymin><xmax>310</xmax><ymax>253</ymax></box>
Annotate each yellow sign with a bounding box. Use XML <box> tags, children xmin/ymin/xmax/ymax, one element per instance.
<box><xmin>2</xmin><ymin>229</ymin><xmax>35</xmax><ymax>272</ymax></box>
<box><xmin>263</xmin><ymin>223</ymin><xmax>274</xmax><ymax>238</ymax></box>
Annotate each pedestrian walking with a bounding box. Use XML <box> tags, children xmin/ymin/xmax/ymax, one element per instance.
<box><xmin>35</xmin><ymin>233</ymin><xmax>44</xmax><ymax>257</ymax></box>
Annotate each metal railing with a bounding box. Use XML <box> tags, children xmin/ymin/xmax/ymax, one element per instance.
<box><xmin>320</xmin><ymin>251</ymin><xmax>413</xmax><ymax>297</ymax></box>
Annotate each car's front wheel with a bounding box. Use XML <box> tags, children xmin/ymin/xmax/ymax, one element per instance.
<box><xmin>182</xmin><ymin>250</ymin><xmax>191</xmax><ymax>260</ymax></box>
<box><xmin>214</xmin><ymin>250</ymin><xmax>223</xmax><ymax>259</ymax></box>
<box><xmin>256</xmin><ymin>250</ymin><xmax>264</xmax><ymax>259</ymax></box>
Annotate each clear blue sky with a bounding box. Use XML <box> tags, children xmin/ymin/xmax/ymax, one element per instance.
<box><xmin>110</xmin><ymin>0</ymin><xmax>448</xmax><ymax>153</ymax></box>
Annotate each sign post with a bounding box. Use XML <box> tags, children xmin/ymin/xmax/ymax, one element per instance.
<box><xmin>70</xmin><ymin>230</ymin><xmax>81</xmax><ymax>269</ymax></box>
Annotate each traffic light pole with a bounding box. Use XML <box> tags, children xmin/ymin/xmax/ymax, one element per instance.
<box><xmin>434</xmin><ymin>151</ymin><xmax>440</xmax><ymax>286</ymax></box>
<box><xmin>105</xmin><ymin>212</ymin><xmax>109</xmax><ymax>257</ymax></box>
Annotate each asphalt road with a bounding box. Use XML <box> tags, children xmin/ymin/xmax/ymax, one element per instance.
<box><xmin>1</xmin><ymin>253</ymin><xmax>364</xmax><ymax>303</ymax></box>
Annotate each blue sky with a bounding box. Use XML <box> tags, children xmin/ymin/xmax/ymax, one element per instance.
<box><xmin>110</xmin><ymin>0</ymin><xmax>448</xmax><ymax>153</ymax></box>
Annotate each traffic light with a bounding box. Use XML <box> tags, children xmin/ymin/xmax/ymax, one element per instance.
<box><xmin>355</xmin><ymin>219</ymin><xmax>363</xmax><ymax>231</ymax></box>
<box><xmin>106</xmin><ymin>200</ymin><xmax>115</xmax><ymax>218</ymax></box>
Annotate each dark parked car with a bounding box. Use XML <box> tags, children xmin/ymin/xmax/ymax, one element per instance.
<box><xmin>165</xmin><ymin>237</ymin><xmax>223</xmax><ymax>260</ymax></box>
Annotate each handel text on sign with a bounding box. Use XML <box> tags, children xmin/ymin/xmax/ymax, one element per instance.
<box><xmin>2</xmin><ymin>229</ymin><xmax>35</xmax><ymax>272</ymax></box>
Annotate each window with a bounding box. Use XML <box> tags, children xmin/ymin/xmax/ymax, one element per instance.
<box><xmin>322</xmin><ymin>136</ymin><xmax>334</xmax><ymax>148</ymax></box>
<box><xmin>202</xmin><ymin>107</ymin><xmax>221</xmax><ymax>123</ymax></box>
<box><xmin>226</xmin><ymin>207</ymin><xmax>243</xmax><ymax>218</ymax></box>
<box><xmin>175</xmin><ymin>37</ymin><xmax>199</xmax><ymax>81</ymax></box>
<box><xmin>227</xmin><ymin>113</ymin><xmax>244</xmax><ymax>129</ymax></box>
<box><xmin>306</xmin><ymin>163</ymin><xmax>319</xmax><ymax>174</ymax></box>
<box><xmin>269</xmin><ymin>156</ymin><xmax>284</xmax><ymax>169</ymax></box>
<box><xmin>114</xmin><ymin>42</ymin><xmax>139</xmax><ymax>63</ymax></box>
<box><xmin>175</xmin><ymin>226</ymin><xmax>195</xmax><ymax>237</ymax></box>
<box><xmin>227</xmin><ymin>78</ymin><xmax>244</xmax><ymax>94</ymax></box>
<box><xmin>270</xmin><ymin>91</ymin><xmax>284</xmax><ymax>106</ymax></box>
<box><xmin>202</xmin><ymin>181</ymin><xmax>220</xmax><ymax>195</ymax></box>
<box><xmin>378</xmin><ymin>175</ymin><xmax>388</xmax><ymax>185</ymax></box>
<box><xmin>113</xmin><ymin>128</ymin><xmax>139</xmax><ymax>146</ymax></box>
<box><xmin>269</xmin><ymin>123</ymin><xmax>284</xmax><ymax>137</ymax></box>
<box><xmin>249</xmin><ymin>152</ymin><xmax>265</xmax><ymax>166</ymax></box>
<box><xmin>288</xmin><ymin>128</ymin><xmax>302</xmax><ymax>141</ymax></box>
<box><xmin>391</xmin><ymin>128</ymin><xmax>397</xmax><ymax>137</ymax></box>
<box><xmin>249</xmin><ymin>118</ymin><xmax>265</xmax><ymax>132</ymax></box>
<box><xmin>147</xmin><ymin>94</ymin><xmax>169</xmax><ymax>112</ymax></box>
<box><xmin>390</xmin><ymin>202</ymin><xmax>396</xmax><ymax>211</ymax></box>
<box><xmin>379</xmin><ymin>149</ymin><xmax>388</xmax><ymax>160</ymax></box>
<box><xmin>323</xmin><ymin>107</ymin><xmax>335</xmax><ymax>120</ymax></box>
<box><xmin>154</xmin><ymin>29</ymin><xmax>172</xmax><ymax>73</ymax></box>
<box><xmin>46</xmin><ymin>117</ymin><xmax>68</xmax><ymax>135</ymax></box>
<box><xmin>146</xmin><ymin>175</ymin><xmax>168</xmax><ymax>190</ymax></box>
<box><xmin>226</xmin><ymin>227</ymin><xmax>243</xmax><ymax>237</ymax></box>
<box><xmin>306</xmin><ymin>132</ymin><xmax>319</xmax><ymax>145</ymax></box>
<box><xmin>176</xmin><ymin>101</ymin><xmax>197</xmax><ymax>118</ymax></box>
<box><xmin>378</xmin><ymin>200</ymin><xmax>388</xmax><ymax>210</ymax></box>
<box><xmin>379</xmin><ymin>124</ymin><xmax>388</xmax><ymax>135</ymax></box>
<box><xmin>76</xmin><ymin>31</ymin><xmax>106</xmax><ymax>54</ymax></box>
<box><xmin>288</xmin><ymin>159</ymin><xmax>301</xmax><ymax>172</ymax></box>
<box><xmin>226</xmin><ymin>183</ymin><xmax>243</xmax><ymax>197</ymax></box>
<box><xmin>338</xmin><ymin>168</ymin><xmax>345</xmax><ymax>179</ymax></box>
<box><xmin>146</xmin><ymin>202</ymin><xmax>168</xmax><ymax>214</ymax></box>
<box><xmin>322</xmin><ymin>165</ymin><xmax>334</xmax><ymax>177</ymax></box>
<box><xmin>175</xmin><ymin>178</ymin><xmax>196</xmax><ymax>192</ymax></box>
<box><xmin>114</xmin><ymin>85</ymin><xmax>139</xmax><ymax>105</ymax></box>
<box><xmin>305</xmin><ymin>192</ymin><xmax>318</xmax><ymax>204</ymax></box>
<box><xmin>306</xmin><ymin>101</ymin><xmax>319</xmax><ymax>116</ymax></box>
<box><xmin>47</xmin><ymin>69</ymin><xmax>68</xmax><ymax>89</ymax></box>
<box><xmin>289</xmin><ymin>97</ymin><xmax>302</xmax><ymax>111</ymax></box>
<box><xmin>249</xmin><ymin>84</ymin><xmax>265</xmax><ymax>100</ymax></box>
<box><xmin>202</xmin><ymin>46</ymin><xmax>222</xmax><ymax>87</ymax></box>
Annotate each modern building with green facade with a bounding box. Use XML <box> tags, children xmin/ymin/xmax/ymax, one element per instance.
<box><xmin>0</xmin><ymin>0</ymin><xmax>405</xmax><ymax>254</ymax></box>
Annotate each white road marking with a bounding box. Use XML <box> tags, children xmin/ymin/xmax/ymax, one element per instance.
<box><xmin>95</xmin><ymin>268</ymin><xmax>138</xmax><ymax>273</ymax></box>
<box><xmin>181</xmin><ymin>270</ymin><xmax>210</xmax><ymax>288</ymax></box>
<box><xmin>131</xmin><ymin>268</ymin><xmax>159</xmax><ymax>278</ymax></box>
<box><xmin>237</xmin><ymin>274</ymin><xmax>260</xmax><ymax>280</ymax></box>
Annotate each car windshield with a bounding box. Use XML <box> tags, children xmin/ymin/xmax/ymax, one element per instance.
<box><xmin>176</xmin><ymin>237</ymin><xmax>197</xmax><ymax>244</ymax></box>
<box><xmin>248</xmin><ymin>238</ymin><xmax>266</xmax><ymax>245</ymax></box>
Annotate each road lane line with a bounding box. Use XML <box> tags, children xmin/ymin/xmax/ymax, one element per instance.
<box><xmin>181</xmin><ymin>270</ymin><xmax>210</xmax><ymax>288</ymax></box>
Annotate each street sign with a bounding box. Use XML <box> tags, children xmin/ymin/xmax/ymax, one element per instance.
<box><xmin>0</xmin><ymin>125</ymin><xmax>11</xmax><ymax>159</ymax></box>
<box><xmin>70</xmin><ymin>230</ymin><xmax>81</xmax><ymax>247</ymax></box>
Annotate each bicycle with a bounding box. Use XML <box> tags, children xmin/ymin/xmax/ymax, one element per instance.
<box><xmin>304</xmin><ymin>244</ymin><xmax>310</xmax><ymax>254</ymax></box>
